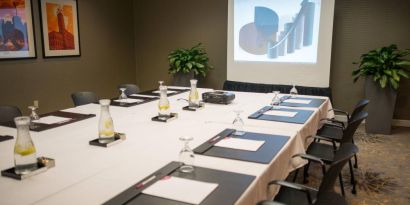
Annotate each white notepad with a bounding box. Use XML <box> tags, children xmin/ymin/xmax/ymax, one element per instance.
<box><xmin>152</xmin><ymin>90</ymin><xmax>177</xmax><ymax>94</ymax></box>
<box><xmin>214</xmin><ymin>137</ymin><xmax>265</xmax><ymax>151</ymax></box>
<box><xmin>265</xmin><ymin>110</ymin><xmax>297</xmax><ymax>117</ymax></box>
<box><xmin>142</xmin><ymin>176</ymin><xmax>218</xmax><ymax>204</ymax></box>
<box><xmin>113</xmin><ymin>99</ymin><xmax>143</xmax><ymax>103</ymax></box>
<box><xmin>130</xmin><ymin>94</ymin><xmax>158</xmax><ymax>98</ymax></box>
<box><xmin>283</xmin><ymin>99</ymin><xmax>312</xmax><ymax>104</ymax></box>
<box><xmin>32</xmin><ymin>116</ymin><xmax>72</xmax><ymax>124</ymax></box>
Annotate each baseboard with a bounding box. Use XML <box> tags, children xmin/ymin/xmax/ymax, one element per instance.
<box><xmin>334</xmin><ymin>115</ymin><xmax>410</xmax><ymax>127</ymax></box>
<box><xmin>392</xmin><ymin>119</ymin><xmax>410</xmax><ymax>127</ymax></box>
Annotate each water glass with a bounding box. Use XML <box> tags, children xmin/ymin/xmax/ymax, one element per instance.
<box><xmin>232</xmin><ymin>110</ymin><xmax>245</xmax><ymax>136</ymax></box>
<box><xmin>179</xmin><ymin>136</ymin><xmax>195</xmax><ymax>173</ymax></box>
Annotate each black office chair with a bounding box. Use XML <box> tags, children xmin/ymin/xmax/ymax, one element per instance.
<box><xmin>322</xmin><ymin>99</ymin><xmax>369</xmax><ymax>129</ymax></box>
<box><xmin>118</xmin><ymin>84</ymin><xmax>140</xmax><ymax>96</ymax></box>
<box><xmin>71</xmin><ymin>91</ymin><xmax>99</xmax><ymax>106</ymax></box>
<box><xmin>258</xmin><ymin>143</ymin><xmax>357</xmax><ymax>205</ymax></box>
<box><xmin>318</xmin><ymin>99</ymin><xmax>369</xmax><ymax>168</ymax></box>
<box><xmin>294</xmin><ymin>111</ymin><xmax>368</xmax><ymax>195</ymax></box>
<box><xmin>0</xmin><ymin>105</ymin><xmax>22</xmax><ymax>123</ymax></box>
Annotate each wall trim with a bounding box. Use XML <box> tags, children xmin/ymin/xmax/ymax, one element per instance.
<box><xmin>334</xmin><ymin>115</ymin><xmax>410</xmax><ymax>127</ymax></box>
<box><xmin>392</xmin><ymin>119</ymin><xmax>410</xmax><ymax>128</ymax></box>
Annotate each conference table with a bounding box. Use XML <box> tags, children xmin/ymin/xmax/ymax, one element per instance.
<box><xmin>0</xmin><ymin>87</ymin><xmax>333</xmax><ymax>205</ymax></box>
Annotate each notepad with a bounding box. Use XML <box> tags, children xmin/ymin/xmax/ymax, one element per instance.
<box><xmin>265</xmin><ymin>110</ymin><xmax>297</xmax><ymax>117</ymax></box>
<box><xmin>214</xmin><ymin>137</ymin><xmax>265</xmax><ymax>151</ymax></box>
<box><xmin>32</xmin><ymin>116</ymin><xmax>72</xmax><ymax>124</ymax></box>
<box><xmin>130</xmin><ymin>94</ymin><xmax>158</xmax><ymax>98</ymax></box>
<box><xmin>113</xmin><ymin>99</ymin><xmax>143</xmax><ymax>103</ymax></box>
<box><xmin>142</xmin><ymin>176</ymin><xmax>218</xmax><ymax>204</ymax></box>
<box><xmin>152</xmin><ymin>90</ymin><xmax>177</xmax><ymax>94</ymax></box>
<box><xmin>283</xmin><ymin>99</ymin><xmax>312</xmax><ymax>104</ymax></box>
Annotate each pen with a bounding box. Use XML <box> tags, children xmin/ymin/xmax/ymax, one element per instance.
<box><xmin>136</xmin><ymin>175</ymin><xmax>156</xmax><ymax>189</ymax></box>
<box><xmin>210</xmin><ymin>135</ymin><xmax>222</xmax><ymax>143</ymax></box>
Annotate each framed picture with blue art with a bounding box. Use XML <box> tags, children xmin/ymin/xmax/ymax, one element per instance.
<box><xmin>39</xmin><ymin>0</ymin><xmax>80</xmax><ymax>58</ymax></box>
<box><xmin>0</xmin><ymin>0</ymin><xmax>37</xmax><ymax>60</ymax></box>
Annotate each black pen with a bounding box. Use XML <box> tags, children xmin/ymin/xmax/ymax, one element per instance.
<box><xmin>136</xmin><ymin>175</ymin><xmax>156</xmax><ymax>189</ymax></box>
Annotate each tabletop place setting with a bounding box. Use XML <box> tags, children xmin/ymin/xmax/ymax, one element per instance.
<box><xmin>0</xmin><ymin>80</ymin><xmax>333</xmax><ymax>205</ymax></box>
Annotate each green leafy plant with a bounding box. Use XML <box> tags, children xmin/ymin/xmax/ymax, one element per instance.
<box><xmin>352</xmin><ymin>44</ymin><xmax>410</xmax><ymax>89</ymax></box>
<box><xmin>168</xmin><ymin>43</ymin><xmax>213</xmax><ymax>77</ymax></box>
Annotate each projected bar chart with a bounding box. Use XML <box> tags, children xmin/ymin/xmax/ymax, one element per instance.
<box><xmin>236</xmin><ymin>0</ymin><xmax>320</xmax><ymax>63</ymax></box>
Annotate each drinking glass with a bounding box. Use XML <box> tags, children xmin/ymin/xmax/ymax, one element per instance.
<box><xmin>271</xmin><ymin>91</ymin><xmax>281</xmax><ymax>109</ymax></box>
<box><xmin>290</xmin><ymin>84</ymin><xmax>298</xmax><ymax>98</ymax></box>
<box><xmin>118</xmin><ymin>88</ymin><xmax>128</xmax><ymax>104</ymax></box>
<box><xmin>179</xmin><ymin>136</ymin><xmax>195</xmax><ymax>173</ymax></box>
<box><xmin>232</xmin><ymin>110</ymin><xmax>245</xmax><ymax>136</ymax></box>
<box><xmin>28</xmin><ymin>106</ymin><xmax>39</xmax><ymax>129</ymax></box>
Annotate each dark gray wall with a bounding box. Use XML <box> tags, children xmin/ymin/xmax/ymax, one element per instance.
<box><xmin>0</xmin><ymin>0</ymin><xmax>136</xmax><ymax>114</ymax></box>
<box><xmin>331</xmin><ymin>0</ymin><xmax>410</xmax><ymax>119</ymax></box>
<box><xmin>133</xmin><ymin>0</ymin><xmax>410</xmax><ymax>120</ymax></box>
<box><xmin>133</xmin><ymin>0</ymin><xmax>227</xmax><ymax>90</ymax></box>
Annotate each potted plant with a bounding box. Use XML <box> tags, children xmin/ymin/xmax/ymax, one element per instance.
<box><xmin>352</xmin><ymin>44</ymin><xmax>410</xmax><ymax>134</ymax></box>
<box><xmin>168</xmin><ymin>43</ymin><xmax>213</xmax><ymax>86</ymax></box>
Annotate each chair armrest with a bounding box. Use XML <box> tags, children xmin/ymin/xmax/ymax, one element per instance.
<box><xmin>292</xmin><ymin>153</ymin><xmax>325</xmax><ymax>165</ymax></box>
<box><xmin>323</xmin><ymin>122</ymin><xmax>344</xmax><ymax>129</ymax></box>
<box><xmin>257</xmin><ymin>200</ymin><xmax>287</xmax><ymax>205</ymax></box>
<box><xmin>328</xmin><ymin>108</ymin><xmax>350</xmax><ymax>121</ymax></box>
<box><xmin>313</xmin><ymin>135</ymin><xmax>337</xmax><ymax>143</ymax></box>
<box><xmin>268</xmin><ymin>180</ymin><xmax>317</xmax><ymax>204</ymax></box>
<box><xmin>320</xmin><ymin>118</ymin><xmax>345</xmax><ymax>127</ymax></box>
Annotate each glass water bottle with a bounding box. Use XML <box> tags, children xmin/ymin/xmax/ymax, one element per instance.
<box><xmin>98</xmin><ymin>99</ymin><xmax>115</xmax><ymax>143</ymax></box>
<box><xmin>158</xmin><ymin>85</ymin><xmax>170</xmax><ymax>119</ymax></box>
<box><xmin>14</xmin><ymin>116</ymin><xmax>38</xmax><ymax>174</ymax></box>
<box><xmin>188</xmin><ymin>79</ymin><xmax>200</xmax><ymax>108</ymax></box>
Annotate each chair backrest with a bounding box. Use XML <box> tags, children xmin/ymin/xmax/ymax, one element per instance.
<box><xmin>118</xmin><ymin>84</ymin><xmax>140</xmax><ymax>96</ymax></box>
<box><xmin>318</xmin><ymin>143</ymin><xmax>358</xmax><ymax>193</ymax></box>
<box><xmin>0</xmin><ymin>105</ymin><xmax>22</xmax><ymax>123</ymax></box>
<box><xmin>71</xmin><ymin>92</ymin><xmax>98</xmax><ymax>106</ymax></box>
<box><xmin>341</xmin><ymin>111</ymin><xmax>368</xmax><ymax>144</ymax></box>
<box><xmin>349</xmin><ymin>99</ymin><xmax>369</xmax><ymax>121</ymax></box>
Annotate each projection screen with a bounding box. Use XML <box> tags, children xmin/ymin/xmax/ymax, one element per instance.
<box><xmin>227</xmin><ymin>0</ymin><xmax>335</xmax><ymax>87</ymax></box>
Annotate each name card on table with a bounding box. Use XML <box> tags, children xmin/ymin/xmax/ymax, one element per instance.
<box><xmin>113</xmin><ymin>99</ymin><xmax>144</xmax><ymax>104</ymax></box>
<box><xmin>283</xmin><ymin>99</ymin><xmax>312</xmax><ymax>104</ymax></box>
<box><xmin>214</xmin><ymin>137</ymin><xmax>265</xmax><ymax>152</ymax></box>
<box><xmin>32</xmin><ymin>116</ymin><xmax>72</xmax><ymax>124</ymax></box>
<box><xmin>264</xmin><ymin>110</ymin><xmax>297</xmax><ymax>118</ymax></box>
<box><xmin>142</xmin><ymin>176</ymin><xmax>218</xmax><ymax>205</ymax></box>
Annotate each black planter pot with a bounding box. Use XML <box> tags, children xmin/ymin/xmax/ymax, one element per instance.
<box><xmin>364</xmin><ymin>77</ymin><xmax>397</xmax><ymax>134</ymax></box>
<box><xmin>172</xmin><ymin>72</ymin><xmax>195</xmax><ymax>87</ymax></box>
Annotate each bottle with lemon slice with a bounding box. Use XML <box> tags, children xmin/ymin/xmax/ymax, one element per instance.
<box><xmin>98</xmin><ymin>99</ymin><xmax>115</xmax><ymax>143</ymax></box>
<box><xmin>14</xmin><ymin>116</ymin><xmax>38</xmax><ymax>174</ymax></box>
<box><xmin>158</xmin><ymin>84</ymin><xmax>170</xmax><ymax>119</ymax></box>
<box><xmin>188</xmin><ymin>79</ymin><xmax>200</xmax><ymax>108</ymax></box>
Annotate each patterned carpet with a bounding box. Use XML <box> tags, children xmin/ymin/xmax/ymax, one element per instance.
<box><xmin>291</xmin><ymin>125</ymin><xmax>410</xmax><ymax>205</ymax></box>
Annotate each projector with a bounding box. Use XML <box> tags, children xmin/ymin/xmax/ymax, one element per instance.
<box><xmin>202</xmin><ymin>91</ymin><xmax>235</xmax><ymax>105</ymax></box>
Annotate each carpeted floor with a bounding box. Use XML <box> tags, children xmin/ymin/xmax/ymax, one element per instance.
<box><xmin>291</xmin><ymin>125</ymin><xmax>410</xmax><ymax>205</ymax></box>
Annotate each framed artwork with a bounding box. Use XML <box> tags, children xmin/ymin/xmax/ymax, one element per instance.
<box><xmin>0</xmin><ymin>0</ymin><xmax>36</xmax><ymax>60</ymax></box>
<box><xmin>39</xmin><ymin>0</ymin><xmax>80</xmax><ymax>58</ymax></box>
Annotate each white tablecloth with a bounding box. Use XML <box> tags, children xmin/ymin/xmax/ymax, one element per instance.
<box><xmin>0</xmin><ymin>88</ymin><xmax>333</xmax><ymax>205</ymax></box>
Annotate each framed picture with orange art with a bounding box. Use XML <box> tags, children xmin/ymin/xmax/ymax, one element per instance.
<box><xmin>39</xmin><ymin>0</ymin><xmax>80</xmax><ymax>58</ymax></box>
<box><xmin>0</xmin><ymin>0</ymin><xmax>37</xmax><ymax>60</ymax></box>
